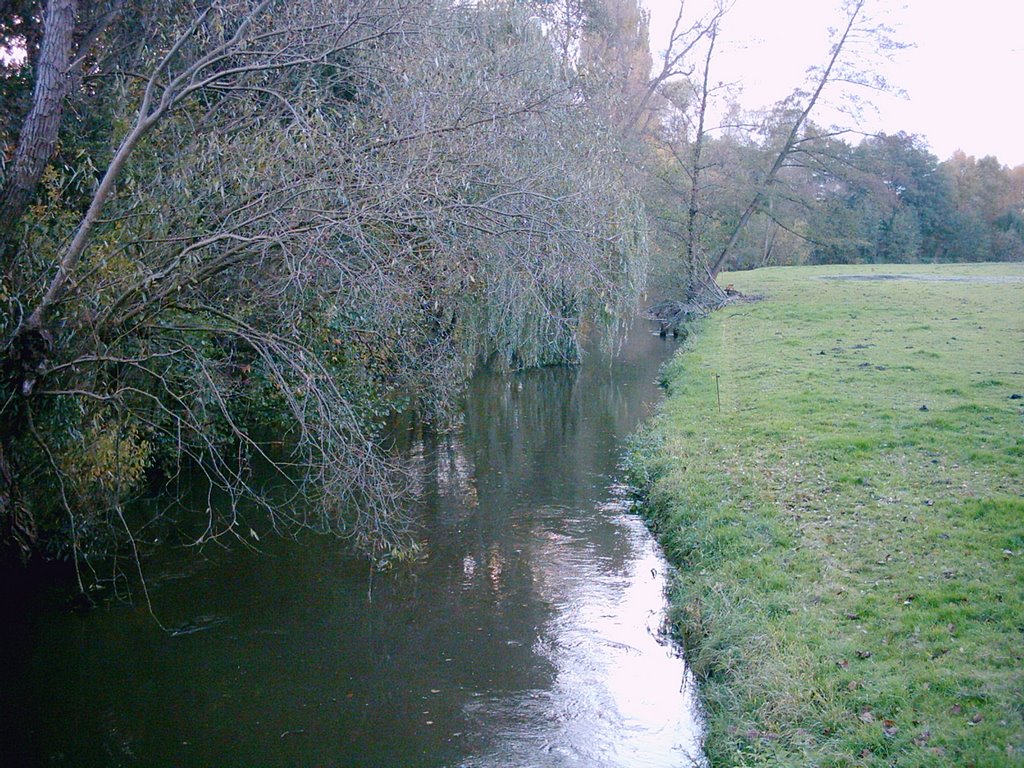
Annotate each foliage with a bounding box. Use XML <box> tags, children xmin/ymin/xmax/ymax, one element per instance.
<box><xmin>0</xmin><ymin>0</ymin><xmax>649</xmax><ymax>577</ymax></box>
<box><xmin>628</xmin><ymin>262</ymin><xmax>1024</xmax><ymax>765</ymax></box>
<box><xmin>650</xmin><ymin>122</ymin><xmax>1024</xmax><ymax>286</ymax></box>
<box><xmin>642</xmin><ymin>1</ymin><xmax>1022</xmax><ymax>302</ymax></box>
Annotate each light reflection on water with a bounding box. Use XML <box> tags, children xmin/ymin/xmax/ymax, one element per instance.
<box><xmin>460</xmin><ymin>495</ymin><xmax>704</xmax><ymax>768</ymax></box>
<box><xmin>4</xmin><ymin>323</ymin><xmax>704</xmax><ymax>767</ymax></box>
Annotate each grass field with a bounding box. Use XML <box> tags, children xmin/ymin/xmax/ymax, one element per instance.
<box><xmin>628</xmin><ymin>263</ymin><xmax>1024</xmax><ymax>766</ymax></box>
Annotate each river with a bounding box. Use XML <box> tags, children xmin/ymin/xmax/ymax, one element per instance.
<box><xmin>2</xmin><ymin>324</ymin><xmax>704</xmax><ymax>767</ymax></box>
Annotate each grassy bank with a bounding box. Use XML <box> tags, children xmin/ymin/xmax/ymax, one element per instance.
<box><xmin>628</xmin><ymin>263</ymin><xmax>1024</xmax><ymax>766</ymax></box>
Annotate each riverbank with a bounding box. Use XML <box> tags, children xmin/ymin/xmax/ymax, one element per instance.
<box><xmin>628</xmin><ymin>263</ymin><xmax>1024</xmax><ymax>766</ymax></box>
<box><xmin>2</xmin><ymin>326</ymin><xmax>702</xmax><ymax>767</ymax></box>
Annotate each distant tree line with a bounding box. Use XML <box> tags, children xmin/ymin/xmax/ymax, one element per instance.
<box><xmin>665</xmin><ymin>130</ymin><xmax>1024</xmax><ymax>272</ymax></box>
<box><xmin>640</xmin><ymin>0</ymin><xmax>1024</xmax><ymax>301</ymax></box>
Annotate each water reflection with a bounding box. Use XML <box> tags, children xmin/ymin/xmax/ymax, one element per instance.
<box><xmin>4</xmin><ymin>324</ymin><xmax>703</xmax><ymax>767</ymax></box>
<box><xmin>460</xmin><ymin>498</ymin><xmax>703</xmax><ymax>768</ymax></box>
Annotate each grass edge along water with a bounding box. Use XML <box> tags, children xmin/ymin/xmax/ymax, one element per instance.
<box><xmin>625</xmin><ymin>262</ymin><xmax>1024</xmax><ymax>767</ymax></box>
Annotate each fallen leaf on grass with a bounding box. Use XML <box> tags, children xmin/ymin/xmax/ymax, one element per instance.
<box><xmin>912</xmin><ymin>731</ymin><xmax>931</xmax><ymax>747</ymax></box>
<box><xmin>970</xmin><ymin>713</ymin><xmax>983</xmax><ymax>724</ymax></box>
<box><xmin>859</xmin><ymin>709</ymin><xmax>875</xmax><ymax>723</ymax></box>
<box><xmin>883</xmin><ymin>719</ymin><xmax>898</xmax><ymax>737</ymax></box>
<box><xmin>950</xmin><ymin>704</ymin><xmax>962</xmax><ymax>715</ymax></box>
<box><xmin>855</xmin><ymin>650</ymin><xmax>872</xmax><ymax>659</ymax></box>
<box><xmin>837</xmin><ymin>659</ymin><xmax>850</xmax><ymax>669</ymax></box>
<box><xmin>745</xmin><ymin>729</ymin><xmax>779</xmax><ymax>741</ymax></box>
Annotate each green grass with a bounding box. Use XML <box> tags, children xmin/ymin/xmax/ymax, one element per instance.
<box><xmin>628</xmin><ymin>263</ymin><xmax>1024</xmax><ymax>766</ymax></box>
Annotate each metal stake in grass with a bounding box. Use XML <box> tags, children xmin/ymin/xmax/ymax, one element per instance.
<box><xmin>715</xmin><ymin>373</ymin><xmax>721</xmax><ymax>414</ymax></box>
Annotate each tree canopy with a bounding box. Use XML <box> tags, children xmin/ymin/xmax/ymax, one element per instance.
<box><xmin>0</xmin><ymin>0</ymin><xmax>650</xmax><ymax>581</ymax></box>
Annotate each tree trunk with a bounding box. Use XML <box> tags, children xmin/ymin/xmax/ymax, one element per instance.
<box><xmin>0</xmin><ymin>0</ymin><xmax>78</xmax><ymax>244</ymax></box>
<box><xmin>684</xmin><ymin>20</ymin><xmax>717</xmax><ymax>300</ymax></box>
<box><xmin>0</xmin><ymin>0</ymin><xmax>80</xmax><ymax>559</ymax></box>
<box><xmin>704</xmin><ymin>0</ymin><xmax>864</xmax><ymax>282</ymax></box>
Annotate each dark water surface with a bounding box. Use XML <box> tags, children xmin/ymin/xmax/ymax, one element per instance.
<box><xmin>3</xmin><ymin>325</ymin><xmax>703</xmax><ymax>767</ymax></box>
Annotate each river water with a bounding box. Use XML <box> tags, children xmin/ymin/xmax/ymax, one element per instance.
<box><xmin>3</xmin><ymin>325</ymin><xmax>703</xmax><ymax>767</ymax></box>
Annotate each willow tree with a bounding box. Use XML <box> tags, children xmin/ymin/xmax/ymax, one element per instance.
<box><xmin>0</xmin><ymin>0</ymin><xmax>647</xmax><ymax>585</ymax></box>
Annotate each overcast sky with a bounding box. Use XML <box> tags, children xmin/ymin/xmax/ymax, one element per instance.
<box><xmin>640</xmin><ymin>0</ymin><xmax>1024</xmax><ymax>167</ymax></box>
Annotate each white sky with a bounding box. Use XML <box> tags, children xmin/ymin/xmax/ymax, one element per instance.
<box><xmin>641</xmin><ymin>0</ymin><xmax>1024</xmax><ymax>167</ymax></box>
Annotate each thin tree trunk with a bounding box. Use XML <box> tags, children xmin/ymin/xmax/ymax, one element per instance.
<box><xmin>705</xmin><ymin>0</ymin><xmax>864</xmax><ymax>281</ymax></box>
<box><xmin>623</xmin><ymin>2</ymin><xmax>725</xmax><ymax>140</ymax></box>
<box><xmin>761</xmin><ymin>202</ymin><xmax>778</xmax><ymax>266</ymax></box>
<box><xmin>684</xmin><ymin>20</ymin><xmax>717</xmax><ymax>298</ymax></box>
<box><xmin>0</xmin><ymin>0</ymin><xmax>78</xmax><ymax>242</ymax></box>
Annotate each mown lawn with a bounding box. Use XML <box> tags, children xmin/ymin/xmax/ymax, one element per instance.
<box><xmin>628</xmin><ymin>263</ymin><xmax>1024</xmax><ymax>766</ymax></box>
